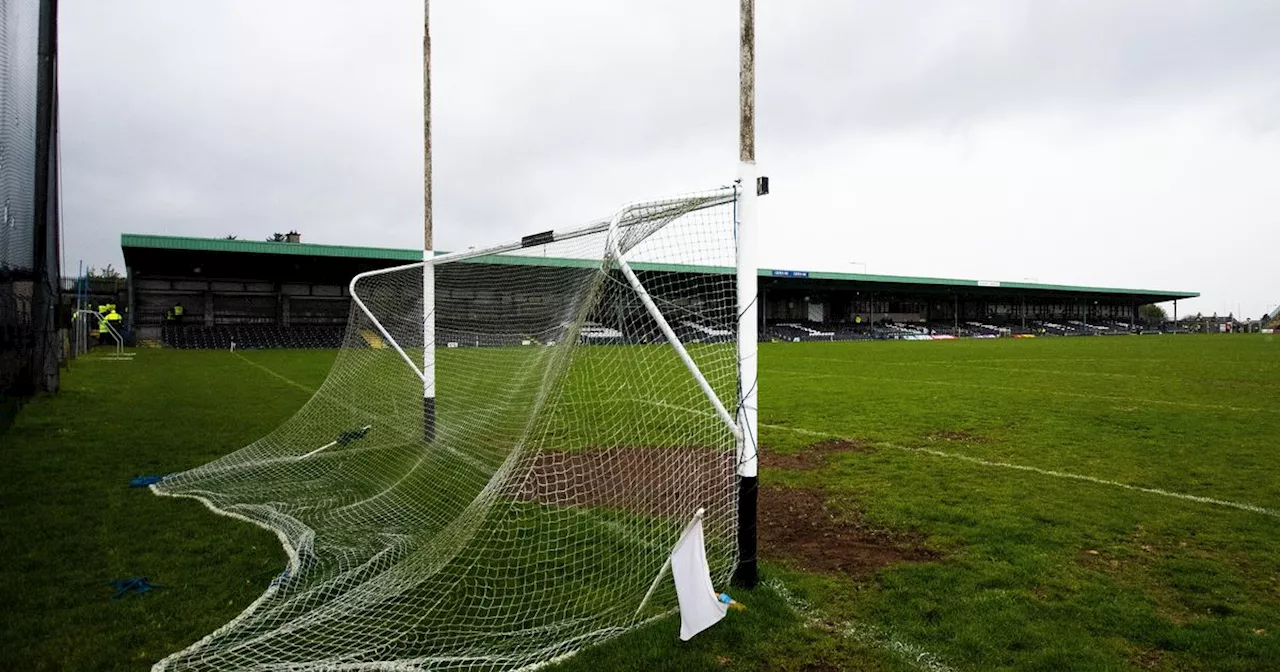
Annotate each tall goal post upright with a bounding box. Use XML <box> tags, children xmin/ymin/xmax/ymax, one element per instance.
<box><xmin>733</xmin><ymin>0</ymin><xmax>760</xmax><ymax>590</ymax></box>
<box><xmin>422</xmin><ymin>0</ymin><xmax>436</xmax><ymax>442</ymax></box>
<box><xmin>422</xmin><ymin>0</ymin><xmax>751</xmax><ymax>579</ymax></box>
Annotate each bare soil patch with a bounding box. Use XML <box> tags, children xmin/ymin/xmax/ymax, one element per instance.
<box><xmin>511</xmin><ymin>447</ymin><xmax>938</xmax><ymax>578</ymax></box>
<box><xmin>768</xmin><ymin>438</ymin><xmax>872</xmax><ymax>470</ymax></box>
<box><xmin>925</xmin><ymin>430</ymin><xmax>994</xmax><ymax>444</ymax></box>
<box><xmin>1131</xmin><ymin>648</ymin><xmax>1167</xmax><ymax>670</ymax></box>
<box><xmin>511</xmin><ymin>446</ymin><xmax>734</xmax><ymax>519</ymax></box>
<box><xmin>759</xmin><ymin>485</ymin><xmax>940</xmax><ymax>577</ymax></box>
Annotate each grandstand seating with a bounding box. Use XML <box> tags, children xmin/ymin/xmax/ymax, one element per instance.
<box><xmin>159</xmin><ymin>314</ymin><xmax>1185</xmax><ymax>350</ymax></box>
<box><xmin>879</xmin><ymin>324</ymin><xmax>931</xmax><ymax>340</ymax></box>
<box><xmin>1067</xmin><ymin>320</ymin><xmax>1119</xmax><ymax>335</ymax></box>
<box><xmin>579</xmin><ymin>321</ymin><xmax>626</xmax><ymax>345</ymax></box>
<box><xmin>681</xmin><ymin>320</ymin><xmax>732</xmax><ymax>339</ymax></box>
<box><xmin>774</xmin><ymin>322</ymin><xmax>835</xmax><ymax>341</ymax></box>
<box><xmin>1034</xmin><ymin>321</ymin><xmax>1087</xmax><ymax>336</ymax></box>
<box><xmin>1264</xmin><ymin>305</ymin><xmax>1280</xmax><ymax>331</ymax></box>
<box><xmin>766</xmin><ymin>320</ymin><xmax>956</xmax><ymax>342</ymax></box>
<box><xmin>966</xmin><ymin>322</ymin><xmax>1010</xmax><ymax>338</ymax></box>
<box><xmin>925</xmin><ymin>322</ymin><xmax>971</xmax><ymax>338</ymax></box>
<box><xmin>162</xmin><ymin>325</ymin><xmax>345</xmax><ymax>350</ymax></box>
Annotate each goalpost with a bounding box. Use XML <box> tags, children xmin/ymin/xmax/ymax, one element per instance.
<box><xmin>420</xmin><ymin>0</ymin><xmax>759</xmax><ymax>582</ymax></box>
<box><xmin>733</xmin><ymin>0</ymin><xmax>761</xmax><ymax>590</ymax></box>
<box><xmin>148</xmin><ymin>3</ymin><xmax>761</xmax><ymax>670</ymax></box>
<box><xmin>422</xmin><ymin>0</ymin><xmax>436</xmax><ymax>444</ymax></box>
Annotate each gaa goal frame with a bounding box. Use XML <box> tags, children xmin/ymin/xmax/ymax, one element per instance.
<box><xmin>415</xmin><ymin>0</ymin><xmax>762</xmax><ymax>589</ymax></box>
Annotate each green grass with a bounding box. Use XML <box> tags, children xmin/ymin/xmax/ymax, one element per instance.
<box><xmin>2</xmin><ymin>334</ymin><xmax>1278</xmax><ymax>670</ymax></box>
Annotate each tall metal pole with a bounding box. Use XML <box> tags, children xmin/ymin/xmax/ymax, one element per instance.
<box><xmin>422</xmin><ymin>1</ymin><xmax>437</xmax><ymax>442</ymax></box>
<box><xmin>732</xmin><ymin>0</ymin><xmax>760</xmax><ymax>590</ymax></box>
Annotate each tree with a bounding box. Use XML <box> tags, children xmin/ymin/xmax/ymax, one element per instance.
<box><xmin>87</xmin><ymin>264</ymin><xmax>123</xmax><ymax>280</ymax></box>
<box><xmin>266</xmin><ymin>233</ymin><xmax>286</xmax><ymax>242</ymax></box>
<box><xmin>1138</xmin><ymin>304</ymin><xmax>1167</xmax><ymax>327</ymax></box>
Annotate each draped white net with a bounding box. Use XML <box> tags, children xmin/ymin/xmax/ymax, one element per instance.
<box><xmin>152</xmin><ymin>188</ymin><xmax>743</xmax><ymax>671</ymax></box>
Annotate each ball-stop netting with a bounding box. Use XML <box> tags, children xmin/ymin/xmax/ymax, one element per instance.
<box><xmin>152</xmin><ymin>188</ymin><xmax>743</xmax><ymax>671</ymax></box>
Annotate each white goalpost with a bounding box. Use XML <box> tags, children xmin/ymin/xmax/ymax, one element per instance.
<box><xmin>148</xmin><ymin>2</ymin><xmax>761</xmax><ymax>670</ymax></box>
<box><xmin>422</xmin><ymin>0</ymin><xmax>436</xmax><ymax>444</ymax></box>
<box><xmin>419</xmin><ymin>0</ymin><xmax>759</xmax><ymax>586</ymax></box>
<box><xmin>733</xmin><ymin>0</ymin><xmax>761</xmax><ymax>590</ymax></box>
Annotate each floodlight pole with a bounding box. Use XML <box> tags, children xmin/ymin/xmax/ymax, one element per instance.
<box><xmin>732</xmin><ymin>0</ymin><xmax>760</xmax><ymax>590</ymax></box>
<box><xmin>422</xmin><ymin>0</ymin><xmax>437</xmax><ymax>442</ymax></box>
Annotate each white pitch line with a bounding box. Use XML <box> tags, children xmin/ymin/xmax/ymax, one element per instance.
<box><xmin>225</xmin><ymin>357</ymin><xmax>1280</xmax><ymax>519</ymax></box>
<box><xmin>769</xmin><ymin>369</ymin><xmax>1280</xmax><ymax>414</ymax></box>
<box><xmin>765</xmin><ymin>577</ymin><xmax>957</xmax><ymax>672</ymax></box>
<box><xmin>232</xmin><ymin>351</ymin><xmax>317</xmax><ymax>395</ymax></box>
<box><xmin>761</xmin><ymin>423</ymin><xmax>1280</xmax><ymax>520</ymax></box>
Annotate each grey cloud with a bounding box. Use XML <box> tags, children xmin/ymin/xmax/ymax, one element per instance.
<box><xmin>57</xmin><ymin>0</ymin><xmax>1280</xmax><ymax>317</ymax></box>
<box><xmin>760</xmin><ymin>1</ymin><xmax>1280</xmax><ymax>139</ymax></box>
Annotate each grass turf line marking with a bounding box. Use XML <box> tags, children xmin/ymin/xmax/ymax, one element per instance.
<box><xmin>765</xmin><ymin>577</ymin><xmax>957</xmax><ymax>672</ymax></box>
<box><xmin>762</xmin><ymin>423</ymin><xmax>1280</xmax><ymax>520</ymax></box>
<box><xmin>773</xmin><ymin>368</ymin><xmax>1280</xmax><ymax>414</ymax></box>
<box><xmin>819</xmin><ymin>358</ymin><xmax>1280</xmax><ymax>387</ymax></box>
<box><xmin>232</xmin><ymin>351</ymin><xmax>317</xmax><ymax>395</ymax></box>
<box><xmin>217</xmin><ymin>360</ymin><xmax>1280</xmax><ymax>520</ymax></box>
<box><xmin>793</xmin><ymin>355</ymin><xmax>1280</xmax><ymax>370</ymax></box>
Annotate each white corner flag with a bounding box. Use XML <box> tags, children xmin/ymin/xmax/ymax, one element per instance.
<box><xmin>671</xmin><ymin>513</ymin><xmax>729</xmax><ymax>641</ymax></box>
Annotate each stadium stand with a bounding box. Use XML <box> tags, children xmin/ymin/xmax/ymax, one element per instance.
<box><xmin>162</xmin><ymin>325</ymin><xmax>345</xmax><ymax>350</ymax></box>
<box><xmin>680</xmin><ymin>319</ymin><xmax>732</xmax><ymax>340</ymax></box>
<box><xmin>967</xmin><ymin>322</ymin><xmax>1010</xmax><ymax>338</ymax></box>
<box><xmin>1264</xmin><ymin>305</ymin><xmax>1280</xmax><ymax>331</ymax></box>
<box><xmin>1037</xmin><ymin>321</ymin><xmax>1087</xmax><ymax>336</ymax></box>
<box><xmin>121</xmin><ymin>234</ymin><xmax>1199</xmax><ymax>350</ymax></box>
<box><xmin>774</xmin><ymin>322</ymin><xmax>835</xmax><ymax>341</ymax></box>
<box><xmin>579</xmin><ymin>321</ymin><xmax>625</xmax><ymax>344</ymax></box>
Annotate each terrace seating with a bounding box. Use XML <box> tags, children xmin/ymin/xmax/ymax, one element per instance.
<box><xmin>1035</xmin><ymin>321</ymin><xmax>1086</xmax><ymax>336</ymax></box>
<box><xmin>1067</xmin><ymin>320</ymin><xmax>1105</xmax><ymax>334</ymax></box>
<box><xmin>831</xmin><ymin>323</ymin><xmax>876</xmax><ymax>341</ymax></box>
<box><xmin>926</xmin><ymin>322</ymin><xmax>972</xmax><ymax>338</ymax></box>
<box><xmin>681</xmin><ymin>320</ymin><xmax>732</xmax><ymax>339</ymax></box>
<box><xmin>966</xmin><ymin>322</ymin><xmax>1009</xmax><ymax>338</ymax></box>
<box><xmin>775</xmin><ymin>322</ymin><xmax>835</xmax><ymax>340</ymax></box>
<box><xmin>578</xmin><ymin>321</ymin><xmax>626</xmax><ymax>345</ymax></box>
<box><xmin>1263</xmin><ymin>306</ymin><xmax>1280</xmax><ymax>330</ymax></box>
<box><xmin>871</xmin><ymin>323</ymin><xmax>924</xmax><ymax>340</ymax></box>
<box><xmin>162</xmin><ymin>325</ymin><xmax>345</xmax><ymax>349</ymax></box>
<box><xmin>1096</xmin><ymin>321</ymin><xmax>1137</xmax><ymax>334</ymax></box>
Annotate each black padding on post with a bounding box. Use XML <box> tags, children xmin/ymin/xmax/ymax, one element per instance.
<box><xmin>732</xmin><ymin>475</ymin><xmax>758</xmax><ymax>588</ymax></box>
<box><xmin>423</xmin><ymin>396</ymin><xmax>436</xmax><ymax>443</ymax></box>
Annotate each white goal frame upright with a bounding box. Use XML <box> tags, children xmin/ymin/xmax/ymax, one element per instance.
<box><xmin>416</xmin><ymin>0</ymin><xmax>761</xmax><ymax>588</ymax></box>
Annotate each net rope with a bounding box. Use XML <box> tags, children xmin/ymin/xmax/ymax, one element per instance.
<box><xmin>152</xmin><ymin>189</ymin><xmax>740</xmax><ymax>671</ymax></box>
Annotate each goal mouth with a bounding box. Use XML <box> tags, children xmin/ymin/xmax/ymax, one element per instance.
<box><xmin>151</xmin><ymin>188</ymin><xmax>743</xmax><ymax>671</ymax></box>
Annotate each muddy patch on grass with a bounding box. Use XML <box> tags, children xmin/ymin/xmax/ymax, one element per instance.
<box><xmin>510</xmin><ymin>447</ymin><xmax>939</xmax><ymax>578</ymax></box>
<box><xmin>510</xmin><ymin>446</ymin><xmax>734</xmax><ymax>519</ymax></box>
<box><xmin>1131</xmin><ymin>648</ymin><xmax>1167</xmax><ymax>670</ymax></box>
<box><xmin>760</xmin><ymin>484</ymin><xmax>940</xmax><ymax>577</ymax></box>
<box><xmin>769</xmin><ymin>438</ymin><xmax>873</xmax><ymax>470</ymax></box>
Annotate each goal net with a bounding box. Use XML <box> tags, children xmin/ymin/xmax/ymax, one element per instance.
<box><xmin>151</xmin><ymin>188</ymin><xmax>743</xmax><ymax>671</ymax></box>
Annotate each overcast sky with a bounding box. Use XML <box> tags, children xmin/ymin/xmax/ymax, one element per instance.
<box><xmin>59</xmin><ymin>1</ymin><xmax>1279</xmax><ymax>318</ymax></box>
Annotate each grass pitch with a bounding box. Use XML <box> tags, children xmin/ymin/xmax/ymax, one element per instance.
<box><xmin>2</xmin><ymin>334</ymin><xmax>1277</xmax><ymax>670</ymax></box>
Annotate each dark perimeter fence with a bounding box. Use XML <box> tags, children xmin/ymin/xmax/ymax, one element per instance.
<box><xmin>2</xmin><ymin>0</ymin><xmax>60</xmax><ymax>432</ymax></box>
